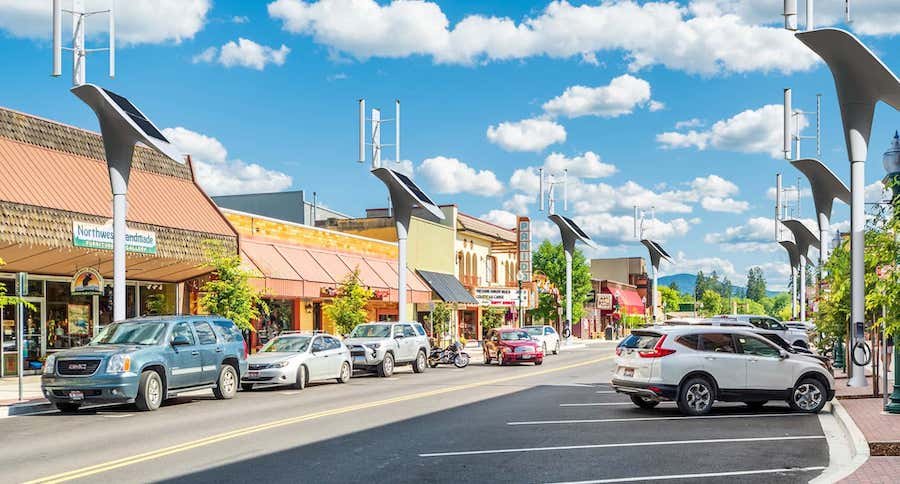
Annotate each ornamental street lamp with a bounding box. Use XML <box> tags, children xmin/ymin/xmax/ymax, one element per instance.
<box><xmin>881</xmin><ymin>131</ymin><xmax>900</xmax><ymax>413</ymax></box>
<box><xmin>641</xmin><ymin>239</ymin><xmax>672</xmax><ymax>323</ymax></box>
<box><xmin>795</xmin><ymin>28</ymin><xmax>900</xmax><ymax>387</ymax></box>
<box><xmin>548</xmin><ymin>214</ymin><xmax>594</xmax><ymax>343</ymax></box>
<box><xmin>778</xmin><ymin>239</ymin><xmax>802</xmax><ymax>320</ymax></box>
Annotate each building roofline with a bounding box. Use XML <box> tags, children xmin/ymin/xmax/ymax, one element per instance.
<box><xmin>219</xmin><ymin>208</ymin><xmax>398</xmax><ymax>248</ymax></box>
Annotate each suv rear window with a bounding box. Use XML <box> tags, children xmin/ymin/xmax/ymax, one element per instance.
<box><xmin>620</xmin><ymin>332</ymin><xmax>661</xmax><ymax>349</ymax></box>
<box><xmin>212</xmin><ymin>320</ymin><xmax>242</xmax><ymax>343</ymax></box>
<box><xmin>675</xmin><ymin>334</ymin><xmax>700</xmax><ymax>350</ymax></box>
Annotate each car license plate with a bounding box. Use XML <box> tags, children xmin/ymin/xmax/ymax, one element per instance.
<box><xmin>248</xmin><ymin>371</ymin><xmax>259</xmax><ymax>378</ymax></box>
<box><xmin>623</xmin><ymin>368</ymin><xmax>634</xmax><ymax>377</ymax></box>
<box><xmin>353</xmin><ymin>355</ymin><xmax>366</xmax><ymax>363</ymax></box>
<box><xmin>68</xmin><ymin>391</ymin><xmax>84</xmax><ymax>401</ymax></box>
<box><xmin>521</xmin><ymin>354</ymin><xmax>532</xmax><ymax>359</ymax></box>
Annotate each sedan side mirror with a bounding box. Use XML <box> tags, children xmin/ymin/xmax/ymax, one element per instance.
<box><xmin>171</xmin><ymin>335</ymin><xmax>191</xmax><ymax>346</ymax></box>
<box><xmin>394</xmin><ymin>334</ymin><xmax>404</xmax><ymax>339</ymax></box>
<box><xmin>779</xmin><ymin>350</ymin><xmax>789</xmax><ymax>359</ymax></box>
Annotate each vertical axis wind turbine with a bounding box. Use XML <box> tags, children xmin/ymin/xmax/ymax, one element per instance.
<box><xmin>774</xmin><ymin>173</ymin><xmax>804</xmax><ymax>319</ymax></box>
<box><xmin>52</xmin><ymin>0</ymin><xmax>115</xmax><ymax>86</ymax></box>
<box><xmin>359</xmin><ymin>100</ymin><xmax>444</xmax><ymax>322</ymax></box>
<box><xmin>791</xmin><ymin>0</ymin><xmax>899</xmax><ymax>386</ymax></box>
<box><xmin>780</xmin><ymin>220</ymin><xmax>820</xmax><ymax>324</ymax></box>
<box><xmin>540</xmin><ymin>170</ymin><xmax>594</xmax><ymax>342</ymax></box>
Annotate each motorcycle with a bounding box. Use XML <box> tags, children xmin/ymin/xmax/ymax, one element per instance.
<box><xmin>428</xmin><ymin>341</ymin><xmax>470</xmax><ymax>368</ymax></box>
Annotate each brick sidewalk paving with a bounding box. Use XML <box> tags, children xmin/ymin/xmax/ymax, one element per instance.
<box><xmin>835</xmin><ymin>374</ymin><xmax>900</xmax><ymax>482</ymax></box>
<box><xmin>840</xmin><ymin>457</ymin><xmax>900</xmax><ymax>483</ymax></box>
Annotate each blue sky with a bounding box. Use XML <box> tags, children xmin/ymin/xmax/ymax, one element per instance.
<box><xmin>0</xmin><ymin>0</ymin><xmax>898</xmax><ymax>291</ymax></box>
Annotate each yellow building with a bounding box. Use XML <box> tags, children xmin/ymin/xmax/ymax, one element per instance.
<box><xmin>221</xmin><ymin>209</ymin><xmax>432</xmax><ymax>348</ymax></box>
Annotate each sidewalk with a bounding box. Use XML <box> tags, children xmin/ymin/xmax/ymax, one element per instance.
<box><xmin>834</xmin><ymin>374</ymin><xmax>900</xmax><ymax>483</ymax></box>
<box><xmin>0</xmin><ymin>374</ymin><xmax>51</xmax><ymax>418</ymax></box>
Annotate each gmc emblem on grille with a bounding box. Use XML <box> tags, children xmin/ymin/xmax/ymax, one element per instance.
<box><xmin>68</xmin><ymin>363</ymin><xmax>88</xmax><ymax>370</ymax></box>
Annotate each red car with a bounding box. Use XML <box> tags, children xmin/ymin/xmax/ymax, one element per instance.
<box><xmin>483</xmin><ymin>328</ymin><xmax>544</xmax><ymax>366</ymax></box>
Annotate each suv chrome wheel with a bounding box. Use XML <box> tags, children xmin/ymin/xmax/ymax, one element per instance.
<box><xmin>677</xmin><ymin>377</ymin><xmax>715</xmax><ymax>416</ymax></box>
<box><xmin>791</xmin><ymin>379</ymin><xmax>826</xmax><ymax>413</ymax></box>
<box><xmin>685</xmin><ymin>384</ymin><xmax>710</xmax><ymax>411</ymax></box>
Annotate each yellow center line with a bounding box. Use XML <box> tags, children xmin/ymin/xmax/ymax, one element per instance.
<box><xmin>26</xmin><ymin>355</ymin><xmax>613</xmax><ymax>484</ymax></box>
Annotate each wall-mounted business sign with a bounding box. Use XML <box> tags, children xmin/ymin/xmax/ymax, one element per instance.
<box><xmin>73</xmin><ymin>221</ymin><xmax>157</xmax><ymax>254</ymax></box>
<box><xmin>597</xmin><ymin>293</ymin><xmax>613</xmax><ymax>311</ymax></box>
<box><xmin>474</xmin><ymin>287</ymin><xmax>531</xmax><ymax>308</ymax></box>
<box><xmin>71</xmin><ymin>267</ymin><xmax>104</xmax><ymax>296</ymax></box>
<box><xmin>517</xmin><ymin>216</ymin><xmax>532</xmax><ymax>282</ymax></box>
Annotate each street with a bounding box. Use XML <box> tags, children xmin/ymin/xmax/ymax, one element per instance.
<box><xmin>1</xmin><ymin>344</ymin><xmax>828</xmax><ymax>484</ymax></box>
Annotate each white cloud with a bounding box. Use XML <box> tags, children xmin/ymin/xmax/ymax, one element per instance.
<box><xmin>543</xmin><ymin>151</ymin><xmax>617</xmax><ymax>179</ymax></box>
<box><xmin>648</xmin><ymin>100</ymin><xmax>665</xmax><ymax>112</ymax></box>
<box><xmin>705</xmin><ymin>216</ymin><xmax>777</xmax><ymax>252</ymax></box>
<box><xmin>657</xmin><ymin>104</ymin><xmax>806</xmax><ymax>158</ymax></box>
<box><xmin>486</xmin><ymin>118</ymin><xmax>566</xmax><ymax>152</ymax></box>
<box><xmin>690</xmin><ymin>174</ymin><xmax>738</xmax><ymax>199</ymax></box>
<box><xmin>480</xmin><ymin>209</ymin><xmax>518</xmax><ymax>228</ymax></box>
<box><xmin>267</xmin><ymin>0</ymin><xmax>818</xmax><ymax>75</ymax></box>
<box><xmin>195</xmin><ymin>38</ymin><xmax>291</xmax><ymax>70</ymax></box>
<box><xmin>675</xmin><ymin>118</ymin><xmax>704</xmax><ymax>129</ymax></box>
<box><xmin>509</xmin><ymin>167</ymin><xmax>541</xmax><ymax>193</ymax></box>
<box><xmin>162</xmin><ymin>127</ymin><xmax>293</xmax><ymax>196</ymax></box>
<box><xmin>231</xmin><ymin>15</ymin><xmax>250</xmax><ymax>24</ymax></box>
<box><xmin>701</xmin><ymin>197</ymin><xmax>749</xmax><ymax>213</ymax></box>
<box><xmin>575</xmin><ymin>213</ymin><xmax>690</xmax><ymax>244</ymax></box>
<box><xmin>394</xmin><ymin>159</ymin><xmax>415</xmax><ymax>178</ymax></box>
<box><xmin>542</xmin><ymin>75</ymin><xmax>655</xmax><ymax>119</ymax></box>
<box><xmin>502</xmin><ymin>193</ymin><xmax>534</xmax><ymax>214</ymax></box>
<box><xmin>417</xmin><ymin>156</ymin><xmax>503</xmax><ymax>196</ymax></box>
<box><xmin>0</xmin><ymin>0</ymin><xmax>210</xmax><ymax>45</ymax></box>
<box><xmin>866</xmin><ymin>181</ymin><xmax>889</xmax><ymax>204</ymax></box>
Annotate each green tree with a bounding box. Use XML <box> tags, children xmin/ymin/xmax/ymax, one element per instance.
<box><xmin>323</xmin><ymin>269</ymin><xmax>373</xmax><ymax>336</ymax></box>
<box><xmin>745</xmin><ymin>267</ymin><xmax>767</xmax><ymax>302</ymax></box>
<box><xmin>199</xmin><ymin>244</ymin><xmax>268</xmax><ymax>332</ymax></box>
<box><xmin>480</xmin><ymin>308</ymin><xmax>504</xmax><ymax>337</ymax></box>
<box><xmin>658</xmin><ymin>285</ymin><xmax>682</xmax><ymax>313</ymax></box>
<box><xmin>667</xmin><ymin>281</ymin><xmax>680</xmax><ymax>293</ymax></box>
<box><xmin>531</xmin><ymin>241</ymin><xmax>592</xmax><ymax>325</ymax></box>
<box><xmin>424</xmin><ymin>301</ymin><xmax>453</xmax><ymax>339</ymax></box>
<box><xmin>0</xmin><ymin>258</ymin><xmax>34</xmax><ymax>310</ymax></box>
<box><xmin>699</xmin><ymin>289</ymin><xmax>724</xmax><ymax>317</ymax></box>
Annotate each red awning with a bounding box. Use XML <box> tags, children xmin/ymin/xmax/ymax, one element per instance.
<box><xmin>614</xmin><ymin>288</ymin><xmax>645</xmax><ymax>314</ymax></box>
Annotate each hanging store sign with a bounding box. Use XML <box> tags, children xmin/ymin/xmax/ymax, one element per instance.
<box><xmin>73</xmin><ymin>221</ymin><xmax>157</xmax><ymax>254</ymax></box>
<box><xmin>474</xmin><ymin>287</ymin><xmax>530</xmax><ymax>308</ymax></box>
<box><xmin>71</xmin><ymin>268</ymin><xmax>104</xmax><ymax>296</ymax></box>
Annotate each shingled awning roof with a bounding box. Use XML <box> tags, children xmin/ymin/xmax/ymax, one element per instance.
<box><xmin>0</xmin><ymin>106</ymin><xmax>237</xmax><ymax>282</ymax></box>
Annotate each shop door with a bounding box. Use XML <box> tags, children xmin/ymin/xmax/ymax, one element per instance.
<box><xmin>8</xmin><ymin>300</ymin><xmax>45</xmax><ymax>375</ymax></box>
<box><xmin>313</xmin><ymin>303</ymin><xmax>323</xmax><ymax>332</ymax></box>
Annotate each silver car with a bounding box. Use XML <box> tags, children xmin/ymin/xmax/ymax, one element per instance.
<box><xmin>344</xmin><ymin>322</ymin><xmax>430</xmax><ymax>377</ymax></box>
<box><xmin>241</xmin><ymin>332</ymin><xmax>352</xmax><ymax>391</ymax></box>
<box><xmin>522</xmin><ymin>325</ymin><xmax>561</xmax><ymax>355</ymax></box>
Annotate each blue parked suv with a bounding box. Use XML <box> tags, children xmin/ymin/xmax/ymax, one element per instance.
<box><xmin>41</xmin><ymin>316</ymin><xmax>248</xmax><ymax>412</ymax></box>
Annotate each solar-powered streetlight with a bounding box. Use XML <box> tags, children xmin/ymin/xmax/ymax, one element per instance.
<box><xmin>641</xmin><ymin>239</ymin><xmax>672</xmax><ymax>322</ymax></box>
<box><xmin>795</xmin><ymin>27</ymin><xmax>900</xmax><ymax>387</ymax></box>
<box><xmin>548</xmin><ymin>214</ymin><xmax>594</xmax><ymax>343</ymax></box>
<box><xmin>72</xmin><ymin>84</ymin><xmax>182</xmax><ymax>321</ymax></box>
<box><xmin>790</xmin><ymin>158</ymin><xmax>850</xmax><ymax>271</ymax></box>
<box><xmin>359</xmin><ymin>100</ymin><xmax>444</xmax><ymax>322</ymax></box>
<box><xmin>780</xmin><ymin>220</ymin><xmax>820</xmax><ymax>325</ymax></box>
<box><xmin>778</xmin><ymin>239</ymin><xmax>802</xmax><ymax>320</ymax></box>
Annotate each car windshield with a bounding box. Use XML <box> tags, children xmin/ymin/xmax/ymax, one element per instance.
<box><xmin>261</xmin><ymin>336</ymin><xmax>310</xmax><ymax>353</ymax></box>
<box><xmin>90</xmin><ymin>322</ymin><xmax>167</xmax><ymax>345</ymax></box>
<box><xmin>349</xmin><ymin>324</ymin><xmax>392</xmax><ymax>338</ymax></box>
<box><xmin>523</xmin><ymin>327</ymin><xmax>542</xmax><ymax>336</ymax></box>
<box><xmin>759</xmin><ymin>333</ymin><xmax>795</xmax><ymax>353</ymax></box>
<box><xmin>501</xmin><ymin>331</ymin><xmax>532</xmax><ymax>341</ymax></box>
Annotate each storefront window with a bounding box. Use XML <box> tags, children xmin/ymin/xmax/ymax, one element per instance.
<box><xmin>46</xmin><ymin>281</ymin><xmax>93</xmax><ymax>350</ymax></box>
<box><xmin>259</xmin><ymin>299</ymin><xmax>294</xmax><ymax>345</ymax></box>
<box><xmin>2</xmin><ymin>303</ymin><xmax>16</xmax><ymax>376</ymax></box>
<box><xmin>99</xmin><ymin>284</ymin><xmax>136</xmax><ymax>327</ymax></box>
<box><xmin>139</xmin><ymin>283</ymin><xmax>176</xmax><ymax>316</ymax></box>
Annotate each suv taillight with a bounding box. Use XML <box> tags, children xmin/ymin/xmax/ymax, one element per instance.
<box><xmin>615</xmin><ymin>346</ymin><xmax>623</xmax><ymax>356</ymax></box>
<box><xmin>638</xmin><ymin>334</ymin><xmax>676</xmax><ymax>358</ymax></box>
<box><xmin>243</xmin><ymin>340</ymin><xmax>249</xmax><ymax>359</ymax></box>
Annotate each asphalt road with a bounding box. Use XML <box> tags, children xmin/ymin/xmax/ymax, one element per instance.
<box><xmin>1</xmin><ymin>344</ymin><xmax>829</xmax><ymax>483</ymax></box>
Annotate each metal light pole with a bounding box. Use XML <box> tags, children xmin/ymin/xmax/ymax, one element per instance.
<box><xmin>881</xmin><ymin>132</ymin><xmax>900</xmax><ymax>413</ymax></box>
<box><xmin>548</xmin><ymin>215</ymin><xmax>594</xmax><ymax>344</ymax></box>
<box><xmin>781</xmin><ymin>220</ymin><xmax>820</xmax><ymax>325</ymax></box>
<box><xmin>796</xmin><ymin>28</ymin><xmax>900</xmax><ymax>386</ymax></box>
<box><xmin>641</xmin><ymin>239</ymin><xmax>672</xmax><ymax>323</ymax></box>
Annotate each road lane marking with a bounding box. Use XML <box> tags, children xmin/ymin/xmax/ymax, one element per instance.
<box><xmin>507</xmin><ymin>412</ymin><xmax>809</xmax><ymax>425</ymax></box>
<box><xmin>418</xmin><ymin>435</ymin><xmax>825</xmax><ymax>457</ymax></box>
<box><xmin>594</xmin><ymin>391</ymin><xmax>615</xmax><ymax>394</ymax></box>
<box><xmin>546</xmin><ymin>466</ymin><xmax>827</xmax><ymax>483</ymax></box>
<box><xmin>559</xmin><ymin>402</ymin><xmax>675</xmax><ymax>407</ymax></box>
<box><xmin>25</xmin><ymin>354</ymin><xmax>614</xmax><ymax>484</ymax></box>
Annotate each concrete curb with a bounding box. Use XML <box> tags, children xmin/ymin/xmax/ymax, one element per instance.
<box><xmin>811</xmin><ymin>400</ymin><xmax>870</xmax><ymax>483</ymax></box>
<box><xmin>0</xmin><ymin>399</ymin><xmax>54</xmax><ymax>419</ymax></box>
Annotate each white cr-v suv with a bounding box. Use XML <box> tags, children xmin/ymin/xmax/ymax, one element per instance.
<box><xmin>611</xmin><ymin>326</ymin><xmax>834</xmax><ymax>416</ymax></box>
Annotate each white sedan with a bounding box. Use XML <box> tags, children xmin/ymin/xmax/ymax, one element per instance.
<box><xmin>241</xmin><ymin>332</ymin><xmax>352</xmax><ymax>391</ymax></box>
<box><xmin>522</xmin><ymin>325</ymin><xmax>561</xmax><ymax>355</ymax></box>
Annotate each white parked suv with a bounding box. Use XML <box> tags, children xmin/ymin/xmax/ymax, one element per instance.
<box><xmin>522</xmin><ymin>325</ymin><xmax>561</xmax><ymax>355</ymax></box>
<box><xmin>344</xmin><ymin>322</ymin><xmax>430</xmax><ymax>377</ymax></box>
<box><xmin>611</xmin><ymin>326</ymin><xmax>834</xmax><ymax>416</ymax></box>
<box><xmin>717</xmin><ymin>314</ymin><xmax>811</xmax><ymax>349</ymax></box>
